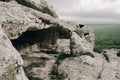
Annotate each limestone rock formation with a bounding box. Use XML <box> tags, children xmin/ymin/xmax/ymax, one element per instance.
<box><xmin>0</xmin><ymin>1</ymin><xmax>94</xmax><ymax>54</ymax></box>
<box><xmin>0</xmin><ymin>25</ymin><xmax>28</xmax><ymax>80</ymax></box>
<box><xmin>58</xmin><ymin>49</ymin><xmax>119</xmax><ymax>80</ymax></box>
<box><xmin>1</xmin><ymin>1</ymin><xmax>119</xmax><ymax>80</ymax></box>
<box><xmin>0</xmin><ymin>1</ymin><xmax>94</xmax><ymax>80</ymax></box>
<box><xmin>0</xmin><ymin>0</ymin><xmax>58</xmax><ymax>18</ymax></box>
<box><xmin>0</xmin><ymin>1</ymin><xmax>95</xmax><ymax>80</ymax></box>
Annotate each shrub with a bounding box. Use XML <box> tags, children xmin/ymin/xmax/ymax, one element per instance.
<box><xmin>50</xmin><ymin>53</ymin><xmax>71</xmax><ymax>80</ymax></box>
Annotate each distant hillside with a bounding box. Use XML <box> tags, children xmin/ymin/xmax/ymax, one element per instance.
<box><xmin>89</xmin><ymin>24</ymin><xmax>120</xmax><ymax>52</ymax></box>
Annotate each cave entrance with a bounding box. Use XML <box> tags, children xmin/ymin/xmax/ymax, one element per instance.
<box><xmin>11</xmin><ymin>26</ymin><xmax>71</xmax><ymax>51</ymax></box>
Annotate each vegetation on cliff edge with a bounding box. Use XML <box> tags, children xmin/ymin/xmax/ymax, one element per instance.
<box><xmin>0</xmin><ymin>0</ymin><xmax>57</xmax><ymax>18</ymax></box>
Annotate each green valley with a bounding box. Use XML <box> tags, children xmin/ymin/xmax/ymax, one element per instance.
<box><xmin>88</xmin><ymin>24</ymin><xmax>120</xmax><ymax>52</ymax></box>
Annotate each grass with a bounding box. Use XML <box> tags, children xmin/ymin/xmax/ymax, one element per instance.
<box><xmin>50</xmin><ymin>53</ymin><xmax>71</xmax><ymax>80</ymax></box>
<box><xmin>88</xmin><ymin>24</ymin><xmax>120</xmax><ymax>52</ymax></box>
<box><xmin>26</xmin><ymin>56</ymin><xmax>50</xmax><ymax>68</ymax></box>
<box><xmin>24</xmin><ymin>56</ymin><xmax>50</xmax><ymax>80</ymax></box>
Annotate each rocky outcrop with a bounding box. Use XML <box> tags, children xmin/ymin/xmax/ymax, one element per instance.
<box><xmin>0</xmin><ymin>0</ymin><xmax>58</xmax><ymax>18</ymax></box>
<box><xmin>0</xmin><ymin>1</ymin><xmax>120</xmax><ymax>80</ymax></box>
<box><xmin>58</xmin><ymin>49</ymin><xmax>119</xmax><ymax>80</ymax></box>
<box><xmin>1</xmin><ymin>1</ymin><xmax>120</xmax><ymax>80</ymax></box>
<box><xmin>0</xmin><ymin>1</ymin><xmax>94</xmax><ymax>54</ymax></box>
<box><xmin>0</xmin><ymin>1</ymin><xmax>95</xmax><ymax>80</ymax></box>
<box><xmin>0</xmin><ymin>25</ymin><xmax>28</xmax><ymax>80</ymax></box>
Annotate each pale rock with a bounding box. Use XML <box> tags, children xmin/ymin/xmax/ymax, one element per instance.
<box><xmin>0</xmin><ymin>1</ymin><xmax>96</xmax><ymax>80</ymax></box>
<box><xmin>58</xmin><ymin>49</ymin><xmax>119</xmax><ymax>80</ymax></box>
<box><xmin>70</xmin><ymin>32</ymin><xmax>94</xmax><ymax>56</ymax></box>
<box><xmin>0</xmin><ymin>1</ymin><xmax>95</xmax><ymax>56</ymax></box>
<box><xmin>0</xmin><ymin>25</ymin><xmax>28</xmax><ymax>80</ymax></box>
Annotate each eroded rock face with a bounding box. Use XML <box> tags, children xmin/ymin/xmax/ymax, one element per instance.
<box><xmin>0</xmin><ymin>25</ymin><xmax>28</xmax><ymax>80</ymax></box>
<box><xmin>0</xmin><ymin>1</ymin><xmax>95</xmax><ymax>80</ymax></box>
<box><xmin>1</xmin><ymin>1</ymin><xmax>120</xmax><ymax>80</ymax></box>
<box><xmin>1</xmin><ymin>0</ymin><xmax>58</xmax><ymax>18</ymax></box>
<box><xmin>58</xmin><ymin>49</ymin><xmax>119</xmax><ymax>80</ymax></box>
<box><xmin>70</xmin><ymin>32</ymin><xmax>94</xmax><ymax>56</ymax></box>
<box><xmin>0</xmin><ymin>1</ymin><xmax>95</xmax><ymax>55</ymax></box>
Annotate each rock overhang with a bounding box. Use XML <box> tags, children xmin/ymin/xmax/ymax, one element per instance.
<box><xmin>0</xmin><ymin>1</ymin><xmax>96</xmax><ymax>80</ymax></box>
<box><xmin>11</xmin><ymin>24</ymin><xmax>72</xmax><ymax>50</ymax></box>
<box><xmin>0</xmin><ymin>1</ymin><xmax>95</xmax><ymax>55</ymax></box>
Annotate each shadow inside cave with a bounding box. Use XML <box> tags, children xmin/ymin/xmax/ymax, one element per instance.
<box><xmin>11</xmin><ymin>26</ymin><xmax>71</xmax><ymax>51</ymax></box>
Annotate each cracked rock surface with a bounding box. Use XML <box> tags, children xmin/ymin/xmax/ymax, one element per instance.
<box><xmin>0</xmin><ymin>1</ymin><xmax>94</xmax><ymax>80</ymax></box>
<box><xmin>58</xmin><ymin>49</ymin><xmax>119</xmax><ymax>80</ymax></box>
<box><xmin>0</xmin><ymin>1</ymin><xmax>119</xmax><ymax>80</ymax></box>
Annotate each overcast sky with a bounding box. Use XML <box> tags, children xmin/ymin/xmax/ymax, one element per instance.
<box><xmin>34</xmin><ymin>0</ymin><xmax>120</xmax><ymax>24</ymax></box>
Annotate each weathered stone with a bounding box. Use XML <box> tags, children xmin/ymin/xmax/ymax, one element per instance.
<box><xmin>22</xmin><ymin>52</ymin><xmax>55</xmax><ymax>80</ymax></box>
<box><xmin>70</xmin><ymin>32</ymin><xmax>94</xmax><ymax>56</ymax></box>
<box><xmin>0</xmin><ymin>25</ymin><xmax>28</xmax><ymax>80</ymax></box>
<box><xmin>58</xmin><ymin>49</ymin><xmax>119</xmax><ymax>80</ymax></box>
<box><xmin>0</xmin><ymin>1</ymin><xmax>94</xmax><ymax>55</ymax></box>
<box><xmin>0</xmin><ymin>1</ymin><xmax>96</xmax><ymax>80</ymax></box>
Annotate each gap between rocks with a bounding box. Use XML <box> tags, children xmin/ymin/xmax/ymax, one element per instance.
<box><xmin>10</xmin><ymin>25</ymin><xmax>72</xmax><ymax>80</ymax></box>
<box><xmin>11</xmin><ymin>25</ymin><xmax>71</xmax><ymax>52</ymax></box>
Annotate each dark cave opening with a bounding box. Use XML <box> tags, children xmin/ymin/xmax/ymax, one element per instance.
<box><xmin>11</xmin><ymin>27</ymin><xmax>71</xmax><ymax>50</ymax></box>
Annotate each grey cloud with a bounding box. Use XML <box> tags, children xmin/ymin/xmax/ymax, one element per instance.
<box><xmin>35</xmin><ymin>0</ymin><xmax>120</xmax><ymax>24</ymax></box>
<box><xmin>61</xmin><ymin>9</ymin><xmax>120</xmax><ymax>19</ymax></box>
<box><xmin>60</xmin><ymin>15</ymin><xmax>120</xmax><ymax>24</ymax></box>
